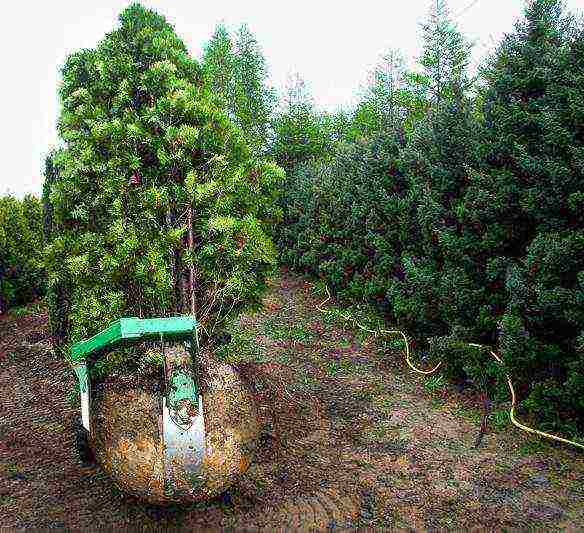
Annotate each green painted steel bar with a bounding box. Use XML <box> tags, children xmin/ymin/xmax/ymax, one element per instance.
<box><xmin>70</xmin><ymin>316</ymin><xmax>197</xmax><ymax>363</ymax></box>
<box><xmin>168</xmin><ymin>370</ymin><xmax>198</xmax><ymax>409</ymax></box>
<box><xmin>73</xmin><ymin>364</ymin><xmax>90</xmax><ymax>393</ymax></box>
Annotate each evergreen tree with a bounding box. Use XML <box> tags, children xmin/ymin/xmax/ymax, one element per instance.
<box><xmin>352</xmin><ymin>49</ymin><xmax>408</xmax><ymax>137</ymax></box>
<box><xmin>462</xmin><ymin>0</ymin><xmax>571</xmax><ymax>317</ymax></box>
<box><xmin>453</xmin><ymin>0</ymin><xmax>583</xmax><ymax>430</ymax></box>
<box><xmin>495</xmin><ymin>2</ymin><xmax>584</xmax><ymax>432</ymax></box>
<box><xmin>278</xmin><ymin>130</ymin><xmax>408</xmax><ymax>306</ymax></box>
<box><xmin>202</xmin><ymin>23</ymin><xmax>235</xmax><ymax>116</ymax></box>
<box><xmin>44</xmin><ymin>4</ymin><xmax>284</xmax><ymax>363</ymax></box>
<box><xmin>387</xmin><ymin>4</ymin><xmax>476</xmax><ymax>344</ymax></box>
<box><xmin>350</xmin><ymin>49</ymin><xmax>429</xmax><ymax>141</ymax></box>
<box><xmin>420</xmin><ymin>0</ymin><xmax>472</xmax><ymax>104</ymax></box>
<box><xmin>232</xmin><ymin>24</ymin><xmax>277</xmax><ymax>153</ymax></box>
<box><xmin>202</xmin><ymin>23</ymin><xmax>276</xmax><ymax>154</ymax></box>
<box><xmin>0</xmin><ymin>194</ymin><xmax>45</xmax><ymax>313</ymax></box>
<box><xmin>392</xmin><ymin>85</ymin><xmax>482</xmax><ymax>342</ymax></box>
<box><xmin>271</xmin><ymin>73</ymin><xmax>333</xmax><ymax>173</ymax></box>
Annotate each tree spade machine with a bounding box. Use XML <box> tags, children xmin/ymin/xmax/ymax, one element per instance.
<box><xmin>69</xmin><ymin>316</ymin><xmax>261</xmax><ymax>505</ymax></box>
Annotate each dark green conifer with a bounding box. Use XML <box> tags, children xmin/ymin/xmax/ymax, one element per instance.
<box><xmin>451</xmin><ymin>0</ymin><xmax>583</xmax><ymax>430</ymax></box>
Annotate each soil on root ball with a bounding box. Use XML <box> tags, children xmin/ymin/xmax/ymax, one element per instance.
<box><xmin>89</xmin><ymin>346</ymin><xmax>262</xmax><ymax>506</ymax></box>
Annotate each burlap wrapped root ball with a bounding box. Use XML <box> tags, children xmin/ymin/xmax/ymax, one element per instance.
<box><xmin>89</xmin><ymin>346</ymin><xmax>262</xmax><ymax>505</ymax></box>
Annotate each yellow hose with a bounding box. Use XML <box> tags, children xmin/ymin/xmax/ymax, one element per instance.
<box><xmin>467</xmin><ymin>343</ymin><xmax>584</xmax><ymax>450</ymax></box>
<box><xmin>318</xmin><ymin>286</ymin><xmax>584</xmax><ymax>451</ymax></box>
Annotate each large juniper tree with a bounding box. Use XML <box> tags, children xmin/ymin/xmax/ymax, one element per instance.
<box><xmin>390</xmin><ymin>86</ymin><xmax>482</xmax><ymax>343</ymax></box>
<box><xmin>495</xmin><ymin>0</ymin><xmax>584</xmax><ymax>432</ymax></box>
<box><xmin>380</xmin><ymin>0</ymin><xmax>474</xmax><ymax>342</ymax></box>
<box><xmin>44</xmin><ymin>4</ymin><xmax>283</xmax><ymax>362</ymax></box>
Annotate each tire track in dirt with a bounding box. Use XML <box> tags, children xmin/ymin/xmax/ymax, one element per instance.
<box><xmin>227</xmin><ymin>360</ymin><xmax>367</xmax><ymax>530</ymax></box>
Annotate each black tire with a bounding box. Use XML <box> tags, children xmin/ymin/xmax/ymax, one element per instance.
<box><xmin>72</xmin><ymin>418</ymin><xmax>96</xmax><ymax>466</ymax></box>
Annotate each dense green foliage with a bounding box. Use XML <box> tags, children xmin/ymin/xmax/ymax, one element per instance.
<box><xmin>276</xmin><ymin>0</ymin><xmax>584</xmax><ymax>435</ymax></box>
<box><xmin>11</xmin><ymin>0</ymin><xmax>578</xmax><ymax>434</ymax></box>
<box><xmin>419</xmin><ymin>0</ymin><xmax>472</xmax><ymax>104</ymax></box>
<box><xmin>271</xmin><ymin>74</ymin><xmax>339</xmax><ymax>174</ymax></box>
<box><xmin>465</xmin><ymin>0</ymin><xmax>584</xmax><ymax>431</ymax></box>
<box><xmin>350</xmin><ymin>50</ymin><xmax>429</xmax><ymax>142</ymax></box>
<box><xmin>279</xmin><ymin>131</ymin><xmax>409</xmax><ymax>306</ymax></box>
<box><xmin>44</xmin><ymin>4</ymin><xmax>283</xmax><ymax>361</ymax></box>
<box><xmin>0</xmin><ymin>195</ymin><xmax>45</xmax><ymax>314</ymax></box>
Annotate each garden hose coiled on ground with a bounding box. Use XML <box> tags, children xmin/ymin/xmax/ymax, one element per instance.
<box><xmin>317</xmin><ymin>286</ymin><xmax>584</xmax><ymax>451</ymax></box>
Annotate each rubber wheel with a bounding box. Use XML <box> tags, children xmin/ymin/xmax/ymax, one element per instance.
<box><xmin>72</xmin><ymin>418</ymin><xmax>95</xmax><ymax>466</ymax></box>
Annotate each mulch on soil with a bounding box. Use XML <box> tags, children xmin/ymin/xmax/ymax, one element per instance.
<box><xmin>1</xmin><ymin>272</ymin><xmax>583</xmax><ymax>529</ymax></box>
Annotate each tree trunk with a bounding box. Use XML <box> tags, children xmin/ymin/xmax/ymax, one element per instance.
<box><xmin>166</xmin><ymin>205</ymin><xmax>180</xmax><ymax>313</ymax></box>
<box><xmin>187</xmin><ymin>204</ymin><xmax>196</xmax><ymax>317</ymax></box>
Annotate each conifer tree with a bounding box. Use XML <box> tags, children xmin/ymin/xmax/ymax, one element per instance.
<box><xmin>351</xmin><ymin>49</ymin><xmax>429</xmax><ymax>141</ymax></box>
<box><xmin>277</xmin><ymin>129</ymin><xmax>407</xmax><ymax>303</ymax></box>
<box><xmin>271</xmin><ymin>74</ymin><xmax>333</xmax><ymax>173</ymax></box>
<box><xmin>352</xmin><ymin>50</ymin><xmax>408</xmax><ymax>137</ymax></box>
<box><xmin>462</xmin><ymin>0</ymin><xmax>571</xmax><ymax>330</ymax></box>
<box><xmin>392</xmin><ymin>85</ymin><xmax>482</xmax><ymax>342</ymax></box>
<box><xmin>202</xmin><ymin>23</ymin><xmax>276</xmax><ymax>154</ymax></box>
<box><xmin>360</xmin><ymin>4</ymin><xmax>478</xmax><ymax>340</ymax></box>
<box><xmin>494</xmin><ymin>1</ymin><xmax>584</xmax><ymax>431</ymax></box>
<box><xmin>452</xmin><ymin>0</ymin><xmax>583</xmax><ymax>430</ymax></box>
<box><xmin>232</xmin><ymin>24</ymin><xmax>276</xmax><ymax>153</ymax></box>
<box><xmin>0</xmin><ymin>194</ymin><xmax>45</xmax><ymax>313</ymax></box>
<box><xmin>420</xmin><ymin>0</ymin><xmax>472</xmax><ymax>105</ymax></box>
<box><xmin>44</xmin><ymin>4</ymin><xmax>283</xmax><ymax>360</ymax></box>
<box><xmin>202</xmin><ymin>23</ymin><xmax>235</xmax><ymax>116</ymax></box>
<box><xmin>377</xmin><ymin>3</ymin><xmax>474</xmax><ymax>342</ymax></box>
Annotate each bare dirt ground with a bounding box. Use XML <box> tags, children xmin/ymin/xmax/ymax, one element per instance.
<box><xmin>1</xmin><ymin>271</ymin><xmax>583</xmax><ymax>530</ymax></box>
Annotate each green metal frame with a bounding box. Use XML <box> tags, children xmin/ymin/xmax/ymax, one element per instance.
<box><xmin>69</xmin><ymin>315</ymin><xmax>200</xmax><ymax>434</ymax></box>
<box><xmin>69</xmin><ymin>316</ymin><xmax>221</xmax><ymax>495</ymax></box>
<box><xmin>70</xmin><ymin>316</ymin><xmax>197</xmax><ymax>363</ymax></box>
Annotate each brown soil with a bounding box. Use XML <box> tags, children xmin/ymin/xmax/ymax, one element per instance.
<box><xmin>1</xmin><ymin>271</ymin><xmax>583</xmax><ymax>529</ymax></box>
<box><xmin>91</xmin><ymin>352</ymin><xmax>261</xmax><ymax>505</ymax></box>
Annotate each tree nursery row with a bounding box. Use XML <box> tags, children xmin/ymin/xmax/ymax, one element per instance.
<box><xmin>2</xmin><ymin>0</ymin><xmax>583</xmax><ymax>440</ymax></box>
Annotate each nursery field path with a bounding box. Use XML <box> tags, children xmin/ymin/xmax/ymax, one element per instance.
<box><xmin>1</xmin><ymin>270</ymin><xmax>584</xmax><ymax>529</ymax></box>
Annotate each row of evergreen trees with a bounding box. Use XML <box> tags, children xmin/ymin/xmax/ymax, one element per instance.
<box><xmin>6</xmin><ymin>0</ymin><xmax>582</xmax><ymax>435</ymax></box>
<box><xmin>274</xmin><ymin>0</ymin><xmax>584</xmax><ymax>436</ymax></box>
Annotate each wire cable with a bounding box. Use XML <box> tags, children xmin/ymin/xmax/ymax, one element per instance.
<box><xmin>454</xmin><ymin>0</ymin><xmax>481</xmax><ymax>19</ymax></box>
